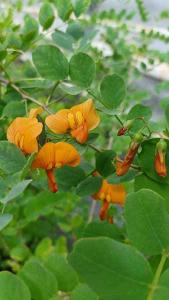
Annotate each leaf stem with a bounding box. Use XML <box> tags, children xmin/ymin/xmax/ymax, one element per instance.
<box><xmin>147</xmin><ymin>250</ymin><xmax>169</xmax><ymax>300</ymax></box>
<box><xmin>46</xmin><ymin>80</ymin><xmax>60</xmax><ymax>104</ymax></box>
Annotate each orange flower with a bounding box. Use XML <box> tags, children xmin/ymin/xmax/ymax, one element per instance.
<box><xmin>32</xmin><ymin>142</ymin><xmax>80</xmax><ymax>192</ymax></box>
<box><xmin>93</xmin><ymin>178</ymin><xmax>126</xmax><ymax>222</ymax></box>
<box><xmin>154</xmin><ymin>139</ymin><xmax>167</xmax><ymax>177</ymax></box>
<box><xmin>45</xmin><ymin>99</ymin><xmax>100</xmax><ymax>144</ymax></box>
<box><xmin>7</xmin><ymin>117</ymin><xmax>43</xmax><ymax>154</ymax></box>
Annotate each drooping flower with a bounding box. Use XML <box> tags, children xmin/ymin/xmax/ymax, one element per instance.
<box><xmin>154</xmin><ymin>139</ymin><xmax>167</xmax><ymax>177</ymax></box>
<box><xmin>32</xmin><ymin>142</ymin><xmax>80</xmax><ymax>192</ymax></box>
<box><xmin>116</xmin><ymin>132</ymin><xmax>143</xmax><ymax>176</ymax></box>
<box><xmin>7</xmin><ymin>117</ymin><xmax>43</xmax><ymax>154</ymax></box>
<box><xmin>45</xmin><ymin>99</ymin><xmax>100</xmax><ymax>144</ymax></box>
<box><xmin>93</xmin><ymin>176</ymin><xmax>126</xmax><ymax>222</ymax></box>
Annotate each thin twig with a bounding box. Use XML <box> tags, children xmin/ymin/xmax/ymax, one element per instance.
<box><xmin>0</xmin><ymin>76</ymin><xmax>52</xmax><ymax>113</ymax></box>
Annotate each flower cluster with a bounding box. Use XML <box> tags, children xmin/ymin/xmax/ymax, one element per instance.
<box><xmin>6</xmin><ymin>99</ymin><xmax>127</xmax><ymax>222</ymax></box>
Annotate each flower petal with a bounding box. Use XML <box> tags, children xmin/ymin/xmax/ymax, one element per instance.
<box><xmin>29</xmin><ymin>107</ymin><xmax>44</xmax><ymax>118</ymax></box>
<box><xmin>32</xmin><ymin>142</ymin><xmax>80</xmax><ymax>170</ymax></box>
<box><xmin>54</xmin><ymin>142</ymin><xmax>81</xmax><ymax>166</ymax></box>
<box><xmin>109</xmin><ymin>184</ymin><xmax>126</xmax><ymax>205</ymax></box>
<box><xmin>71</xmin><ymin>99</ymin><xmax>100</xmax><ymax>131</ymax></box>
<box><xmin>45</xmin><ymin>109</ymin><xmax>69</xmax><ymax>134</ymax></box>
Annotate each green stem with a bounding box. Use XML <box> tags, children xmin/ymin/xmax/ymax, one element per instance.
<box><xmin>147</xmin><ymin>251</ymin><xmax>168</xmax><ymax>300</ymax></box>
<box><xmin>46</xmin><ymin>81</ymin><xmax>60</xmax><ymax>104</ymax></box>
<box><xmin>114</xmin><ymin>114</ymin><xmax>123</xmax><ymax>126</ymax></box>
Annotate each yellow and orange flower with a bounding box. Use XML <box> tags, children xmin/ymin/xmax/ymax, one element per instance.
<box><xmin>93</xmin><ymin>177</ymin><xmax>126</xmax><ymax>222</ymax></box>
<box><xmin>7</xmin><ymin>117</ymin><xmax>43</xmax><ymax>155</ymax></box>
<box><xmin>32</xmin><ymin>142</ymin><xmax>80</xmax><ymax>192</ymax></box>
<box><xmin>45</xmin><ymin>99</ymin><xmax>100</xmax><ymax>144</ymax></box>
<box><xmin>154</xmin><ymin>139</ymin><xmax>167</xmax><ymax>177</ymax></box>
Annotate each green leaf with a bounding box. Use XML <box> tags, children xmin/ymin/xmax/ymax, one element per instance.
<box><xmin>72</xmin><ymin>0</ymin><xmax>91</xmax><ymax>17</ymax></box>
<box><xmin>24</xmin><ymin>191</ymin><xmax>61</xmax><ymax>222</ymax></box>
<box><xmin>0</xmin><ymin>271</ymin><xmax>31</xmax><ymax>300</ymax></box>
<box><xmin>10</xmin><ymin>245</ymin><xmax>30</xmax><ymax>262</ymax></box>
<box><xmin>70</xmin><ymin>283</ymin><xmax>98</xmax><ymax>300</ymax></box>
<box><xmin>100</xmin><ymin>74</ymin><xmax>126</xmax><ymax>109</ymax></box>
<box><xmin>2</xmin><ymin>101</ymin><xmax>25</xmax><ymax>118</ymax></box>
<box><xmin>35</xmin><ymin>238</ymin><xmax>54</xmax><ymax>260</ymax></box>
<box><xmin>125</xmin><ymin>189</ymin><xmax>169</xmax><ymax>256</ymax></box>
<box><xmin>39</xmin><ymin>2</ymin><xmax>55</xmax><ymax>30</ymax></box>
<box><xmin>69</xmin><ymin>237</ymin><xmax>153</xmax><ymax>300</ymax></box>
<box><xmin>52</xmin><ymin>30</ymin><xmax>74</xmax><ymax>51</ymax></box>
<box><xmin>67</xmin><ymin>21</ymin><xmax>84</xmax><ymax>40</ymax></box>
<box><xmin>154</xmin><ymin>268</ymin><xmax>169</xmax><ymax>299</ymax></box>
<box><xmin>138</xmin><ymin>138</ymin><xmax>169</xmax><ymax>184</ymax></box>
<box><xmin>127</xmin><ymin>104</ymin><xmax>152</xmax><ymax>121</ymax></box>
<box><xmin>20</xmin><ymin>153</ymin><xmax>36</xmax><ymax>180</ymax></box>
<box><xmin>134</xmin><ymin>174</ymin><xmax>169</xmax><ymax>211</ymax></box>
<box><xmin>83</xmin><ymin>221</ymin><xmax>123</xmax><ymax>241</ymax></box>
<box><xmin>56</xmin><ymin>166</ymin><xmax>85</xmax><ymax>191</ymax></box>
<box><xmin>0</xmin><ymin>214</ymin><xmax>13</xmax><ymax>231</ymax></box>
<box><xmin>45</xmin><ymin>253</ymin><xmax>78</xmax><ymax>292</ymax></box>
<box><xmin>22</xmin><ymin>15</ymin><xmax>39</xmax><ymax>42</ymax></box>
<box><xmin>107</xmin><ymin>169</ymin><xmax>137</xmax><ymax>184</ymax></box>
<box><xmin>32</xmin><ymin>45</ymin><xmax>69</xmax><ymax>81</ymax></box>
<box><xmin>76</xmin><ymin>176</ymin><xmax>102</xmax><ymax>196</ymax></box>
<box><xmin>53</xmin><ymin>0</ymin><xmax>72</xmax><ymax>21</ymax></box>
<box><xmin>19</xmin><ymin>259</ymin><xmax>58</xmax><ymax>300</ymax></box>
<box><xmin>0</xmin><ymin>141</ymin><xmax>26</xmax><ymax>175</ymax></box>
<box><xmin>1</xmin><ymin>180</ymin><xmax>32</xmax><ymax>204</ymax></box>
<box><xmin>60</xmin><ymin>82</ymin><xmax>82</xmax><ymax>95</ymax></box>
<box><xmin>95</xmin><ymin>150</ymin><xmax>115</xmax><ymax>177</ymax></box>
<box><xmin>69</xmin><ymin>53</ymin><xmax>95</xmax><ymax>87</ymax></box>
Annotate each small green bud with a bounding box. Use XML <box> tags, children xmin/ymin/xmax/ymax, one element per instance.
<box><xmin>124</xmin><ymin>119</ymin><xmax>134</xmax><ymax>130</ymax></box>
<box><xmin>133</xmin><ymin>132</ymin><xmax>144</xmax><ymax>143</ymax></box>
<box><xmin>156</xmin><ymin>139</ymin><xmax>167</xmax><ymax>152</ymax></box>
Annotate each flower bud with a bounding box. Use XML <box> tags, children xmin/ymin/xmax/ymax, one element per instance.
<box><xmin>154</xmin><ymin>139</ymin><xmax>167</xmax><ymax>177</ymax></box>
<box><xmin>117</xmin><ymin>120</ymin><xmax>134</xmax><ymax>136</ymax></box>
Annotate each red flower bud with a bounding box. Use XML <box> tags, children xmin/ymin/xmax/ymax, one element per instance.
<box><xmin>116</xmin><ymin>133</ymin><xmax>143</xmax><ymax>176</ymax></box>
<box><xmin>117</xmin><ymin>120</ymin><xmax>134</xmax><ymax>136</ymax></box>
<box><xmin>154</xmin><ymin>139</ymin><xmax>167</xmax><ymax>177</ymax></box>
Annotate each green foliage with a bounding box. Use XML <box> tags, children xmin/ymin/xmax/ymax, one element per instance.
<box><xmin>32</xmin><ymin>45</ymin><xmax>69</xmax><ymax>80</ymax></box>
<box><xmin>0</xmin><ymin>214</ymin><xmax>13</xmax><ymax>231</ymax></box>
<box><xmin>69</xmin><ymin>237</ymin><xmax>153</xmax><ymax>300</ymax></box>
<box><xmin>135</xmin><ymin>0</ymin><xmax>148</xmax><ymax>21</ymax></box>
<box><xmin>39</xmin><ymin>3</ymin><xmax>55</xmax><ymax>30</ymax></box>
<box><xmin>70</xmin><ymin>283</ymin><xmax>98</xmax><ymax>300</ymax></box>
<box><xmin>69</xmin><ymin>53</ymin><xmax>96</xmax><ymax>87</ymax></box>
<box><xmin>0</xmin><ymin>142</ymin><xmax>26</xmax><ymax>175</ymax></box>
<box><xmin>95</xmin><ymin>150</ymin><xmax>115</xmax><ymax>177</ymax></box>
<box><xmin>100</xmin><ymin>74</ymin><xmax>126</xmax><ymax>109</ymax></box>
<box><xmin>0</xmin><ymin>271</ymin><xmax>31</xmax><ymax>300</ymax></box>
<box><xmin>72</xmin><ymin>0</ymin><xmax>91</xmax><ymax>17</ymax></box>
<box><xmin>19</xmin><ymin>259</ymin><xmax>58</xmax><ymax>300</ymax></box>
<box><xmin>45</xmin><ymin>253</ymin><xmax>78</xmax><ymax>292</ymax></box>
<box><xmin>125</xmin><ymin>189</ymin><xmax>169</xmax><ymax>255</ymax></box>
<box><xmin>76</xmin><ymin>176</ymin><xmax>102</xmax><ymax>196</ymax></box>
